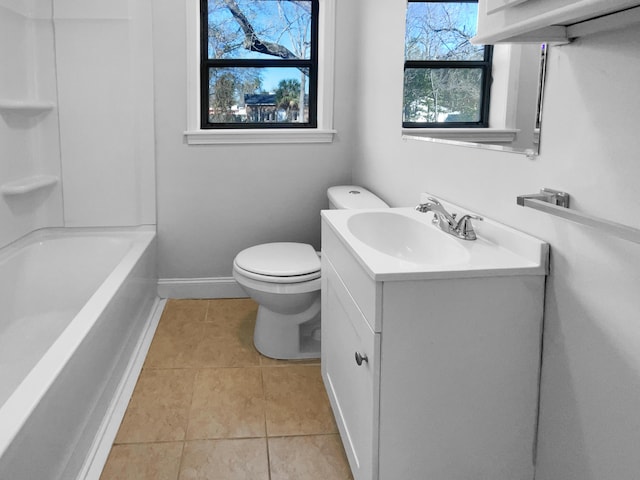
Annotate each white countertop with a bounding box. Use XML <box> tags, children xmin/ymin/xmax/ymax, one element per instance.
<box><xmin>321</xmin><ymin>206</ymin><xmax>549</xmax><ymax>282</ymax></box>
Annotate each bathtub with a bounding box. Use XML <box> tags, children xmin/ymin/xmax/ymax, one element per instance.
<box><xmin>0</xmin><ymin>226</ymin><xmax>161</xmax><ymax>479</ymax></box>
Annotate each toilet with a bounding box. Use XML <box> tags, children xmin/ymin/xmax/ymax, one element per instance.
<box><xmin>232</xmin><ymin>185</ymin><xmax>389</xmax><ymax>359</ymax></box>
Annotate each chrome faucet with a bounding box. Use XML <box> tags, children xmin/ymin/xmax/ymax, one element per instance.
<box><xmin>415</xmin><ymin>197</ymin><xmax>482</xmax><ymax>240</ymax></box>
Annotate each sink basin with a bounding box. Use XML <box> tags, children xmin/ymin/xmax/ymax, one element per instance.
<box><xmin>322</xmin><ymin>204</ymin><xmax>549</xmax><ymax>281</ymax></box>
<box><xmin>347</xmin><ymin>211</ymin><xmax>469</xmax><ymax>265</ymax></box>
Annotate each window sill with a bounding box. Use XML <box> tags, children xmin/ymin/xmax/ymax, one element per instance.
<box><xmin>401</xmin><ymin>128</ymin><xmax>518</xmax><ymax>143</ymax></box>
<box><xmin>184</xmin><ymin>129</ymin><xmax>337</xmax><ymax>145</ymax></box>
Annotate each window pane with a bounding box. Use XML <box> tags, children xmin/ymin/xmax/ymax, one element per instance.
<box><xmin>405</xmin><ymin>2</ymin><xmax>483</xmax><ymax>61</ymax></box>
<box><xmin>403</xmin><ymin>67</ymin><xmax>483</xmax><ymax>123</ymax></box>
<box><xmin>207</xmin><ymin>67</ymin><xmax>310</xmax><ymax>124</ymax></box>
<box><xmin>206</xmin><ymin>0</ymin><xmax>312</xmax><ymax>60</ymax></box>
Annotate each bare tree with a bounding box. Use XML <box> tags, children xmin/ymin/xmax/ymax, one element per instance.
<box><xmin>207</xmin><ymin>0</ymin><xmax>311</xmax><ymax>122</ymax></box>
<box><xmin>404</xmin><ymin>2</ymin><xmax>483</xmax><ymax>122</ymax></box>
<box><xmin>222</xmin><ymin>0</ymin><xmax>300</xmax><ymax>59</ymax></box>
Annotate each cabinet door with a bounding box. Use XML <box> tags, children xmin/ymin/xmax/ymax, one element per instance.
<box><xmin>321</xmin><ymin>256</ymin><xmax>380</xmax><ymax>480</ymax></box>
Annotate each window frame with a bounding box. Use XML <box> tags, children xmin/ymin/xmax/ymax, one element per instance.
<box><xmin>403</xmin><ymin>0</ymin><xmax>494</xmax><ymax>129</ymax></box>
<box><xmin>199</xmin><ymin>0</ymin><xmax>319</xmax><ymax>130</ymax></box>
<box><xmin>185</xmin><ymin>0</ymin><xmax>336</xmax><ymax>144</ymax></box>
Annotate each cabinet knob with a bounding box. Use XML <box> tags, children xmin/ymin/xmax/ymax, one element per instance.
<box><xmin>355</xmin><ymin>351</ymin><xmax>368</xmax><ymax>366</ymax></box>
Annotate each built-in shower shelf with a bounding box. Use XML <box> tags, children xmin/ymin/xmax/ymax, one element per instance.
<box><xmin>0</xmin><ymin>100</ymin><xmax>55</xmax><ymax>115</ymax></box>
<box><xmin>1</xmin><ymin>175</ymin><xmax>59</xmax><ymax>196</ymax></box>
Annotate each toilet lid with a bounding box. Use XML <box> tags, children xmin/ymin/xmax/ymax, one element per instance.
<box><xmin>234</xmin><ymin>242</ymin><xmax>320</xmax><ymax>277</ymax></box>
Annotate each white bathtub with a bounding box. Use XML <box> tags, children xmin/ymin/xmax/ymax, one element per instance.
<box><xmin>0</xmin><ymin>226</ymin><xmax>160</xmax><ymax>479</ymax></box>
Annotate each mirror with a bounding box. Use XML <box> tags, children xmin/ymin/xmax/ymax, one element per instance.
<box><xmin>403</xmin><ymin>43</ymin><xmax>548</xmax><ymax>157</ymax></box>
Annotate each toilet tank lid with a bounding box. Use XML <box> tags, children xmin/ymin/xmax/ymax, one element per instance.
<box><xmin>327</xmin><ymin>185</ymin><xmax>389</xmax><ymax>209</ymax></box>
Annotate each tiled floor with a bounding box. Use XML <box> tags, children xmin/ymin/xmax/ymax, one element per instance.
<box><xmin>99</xmin><ymin>299</ymin><xmax>353</xmax><ymax>480</ymax></box>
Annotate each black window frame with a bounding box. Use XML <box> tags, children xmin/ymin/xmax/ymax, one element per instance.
<box><xmin>200</xmin><ymin>0</ymin><xmax>319</xmax><ymax>130</ymax></box>
<box><xmin>403</xmin><ymin>0</ymin><xmax>493</xmax><ymax>129</ymax></box>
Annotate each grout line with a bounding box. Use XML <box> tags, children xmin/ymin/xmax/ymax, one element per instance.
<box><xmin>111</xmin><ymin>439</ymin><xmax>189</xmax><ymax>447</ymax></box>
<box><xmin>203</xmin><ymin>299</ymin><xmax>211</xmax><ymax>322</ymax></box>
<box><xmin>260</xmin><ymin>366</ymin><xmax>273</xmax><ymax>480</ymax></box>
<box><xmin>176</xmin><ymin>367</ymin><xmax>198</xmax><ymax>477</ymax></box>
<box><xmin>175</xmin><ymin>441</ymin><xmax>186</xmax><ymax>480</ymax></box>
<box><xmin>167</xmin><ymin>433</ymin><xmax>269</xmax><ymax>442</ymax></box>
<box><xmin>142</xmin><ymin>363</ymin><xmax>319</xmax><ymax>370</ymax></box>
<box><xmin>267</xmin><ymin>432</ymin><xmax>342</xmax><ymax>439</ymax></box>
<box><xmin>143</xmin><ymin>364</ymin><xmax>264</xmax><ymax>371</ymax></box>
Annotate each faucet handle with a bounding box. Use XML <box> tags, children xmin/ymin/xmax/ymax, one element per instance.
<box><xmin>456</xmin><ymin>214</ymin><xmax>483</xmax><ymax>241</ymax></box>
<box><xmin>426</xmin><ymin>197</ymin><xmax>441</xmax><ymax>205</ymax></box>
<box><xmin>458</xmin><ymin>214</ymin><xmax>483</xmax><ymax>221</ymax></box>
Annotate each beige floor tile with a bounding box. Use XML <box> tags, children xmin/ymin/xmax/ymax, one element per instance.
<box><xmin>115</xmin><ymin>369</ymin><xmax>196</xmax><ymax>443</ymax></box>
<box><xmin>144</xmin><ymin>319</ymin><xmax>205</xmax><ymax>368</ymax></box>
<box><xmin>188</xmin><ymin>321</ymin><xmax>261</xmax><ymax>367</ymax></box>
<box><xmin>144</xmin><ymin>299</ymin><xmax>211</xmax><ymax>369</ymax></box>
<box><xmin>162</xmin><ymin>299</ymin><xmax>209</xmax><ymax>324</ymax></box>
<box><xmin>145</xmin><ymin>308</ymin><xmax>260</xmax><ymax>368</ymax></box>
<box><xmin>179</xmin><ymin>438</ymin><xmax>270</xmax><ymax>480</ymax></box>
<box><xmin>99</xmin><ymin>442</ymin><xmax>183</xmax><ymax>480</ymax></box>
<box><xmin>268</xmin><ymin>434</ymin><xmax>353</xmax><ymax>480</ymax></box>
<box><xmin>205</xmin><ymin>299</ymin><xmax>257</xmax><ymax>346</ymax></box>
<box><xmin>206</xmin><ymin>298</ymin><xmax>258</xmax><ymax>325</ymax></box>
<box><xmin>187</xmin><ymin>367</ymin><xmax>266</xmax><ymax>440</ymax></box>
<box><xmin>263</xmin><ymin>365</ymin><xmax>338</xmax><ymax>436</ymax></box>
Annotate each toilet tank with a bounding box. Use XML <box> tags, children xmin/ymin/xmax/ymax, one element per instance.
<box><xmin>327</xmin><ymin>185</ymin><xmax>389</xmax><ymax>209</ymax></box>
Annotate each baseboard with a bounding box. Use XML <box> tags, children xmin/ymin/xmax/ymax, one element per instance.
<box><xmin>157</xmin><ymin>276</ymin><xmax>247</xmax><ymax>299</ymax></box>
<box><xmin>78</xmin><ymin>297</ymin><xmax>166</xmax><ymax>480</ymax></box>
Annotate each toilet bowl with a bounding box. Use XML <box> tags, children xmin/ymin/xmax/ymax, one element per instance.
<box><xmin>233</xmin><ymin>242</ymin><xmax>322</xmax><ymax>359</ymax></box>
<box><xmin>233</xmin><ymin>186</ymin><xmax>388</xmax><ymax>359</ymax></box>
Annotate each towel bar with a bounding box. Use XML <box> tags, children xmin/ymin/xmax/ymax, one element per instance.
<box><xmin>517</xmin><ymin>188</ymin><xmax>640</xmax><ymax>245</ymax></box>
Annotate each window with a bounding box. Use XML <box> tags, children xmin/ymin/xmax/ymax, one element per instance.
<box><xmin>200</xmin><ymin>0</ymin><xmax>318</xmax><ymax>129</ymax></box>
<box><xmin>403</xmin><ymin>0</ymin><xmax>493</xmax><ymax>128</ymax></box>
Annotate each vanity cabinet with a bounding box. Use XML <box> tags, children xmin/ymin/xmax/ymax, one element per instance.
<box><xmin>321</xmin><ymin>216</ymin><xmax>547</xmax><ymax>480</ymax></box>
<box><xmin>473</xmin><ymin>0</ymin><xmax>640</xmax><ymax>44</ymax></box>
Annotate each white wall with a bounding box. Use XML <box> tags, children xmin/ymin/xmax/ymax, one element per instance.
<box><xmin>0</xmin><ymin>0</ymin><xmax>63</xmax><ymax>248</ymax></box>
<box><xmin>351</xmin><ymin>1</ymin><xmax>640</xmax><ymax>478</ymax></box>
<box><xmin>0</xmin><ymin>0</ymin><xmax>155</xmax><ymax>249</ymax></box>
<box><xmin>152</xmin><ymin>1</ymin><xmax>354</xmax><ymax>284</ymax></box>
<box><xmin>54</xmin><ymin>0</ymin><xmax>155</xmax><ymax>227</ymax></box>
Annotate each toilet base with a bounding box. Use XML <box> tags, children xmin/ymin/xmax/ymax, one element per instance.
<box><xmin>253</xmin><ymin>297</ymin><xmax>321</xmax><ymax>360</ymax></box>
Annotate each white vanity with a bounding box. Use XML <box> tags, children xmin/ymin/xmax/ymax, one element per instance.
<box><xmin>320</xmin><ymin>200</ymin><xmax>549</xmax><ymax>480</ymax></box>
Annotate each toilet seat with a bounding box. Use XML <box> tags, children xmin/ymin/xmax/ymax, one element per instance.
<box><xmin>234</xmin><ymin>242</ymin><xmax>320</xmax><ymax>284</ymax></box>
<box><xmin>234</xmin><ymin>262</ymin><xmax>321</xmax><ymax>284</ymax></box>
<box><xmin>233</xmin><ymin>265</ymin><xmax>321</xmax><ymax>294</ymax></box>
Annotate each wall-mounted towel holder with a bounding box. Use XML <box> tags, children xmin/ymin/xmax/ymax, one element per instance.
<box><xmin>517</xmin><ymin>188</ymin><xmax>640</xmax><ymax>245</ymax></box>
<box><xmin>517</xmin><ymin>188</ymin><xmax>570</xmax><ymax>208</ymax></box>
